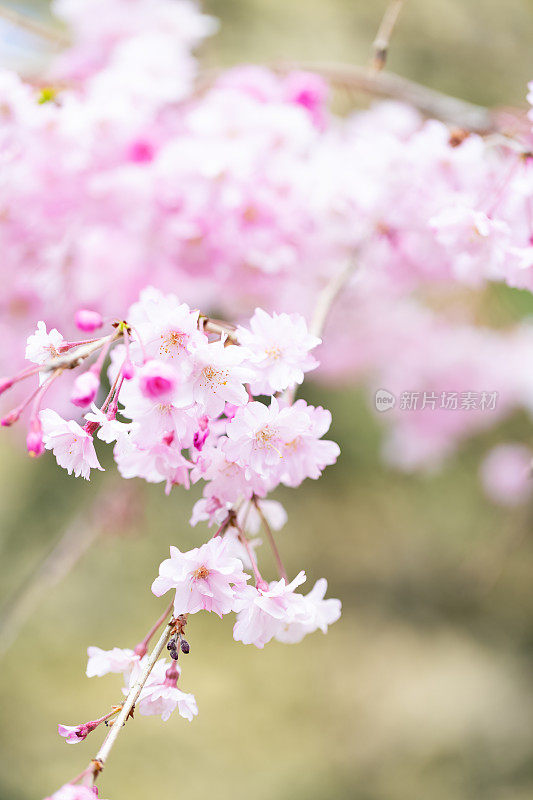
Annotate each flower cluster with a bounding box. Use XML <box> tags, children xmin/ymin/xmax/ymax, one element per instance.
<box><xmin>3</xmin><ymin>289</ymin><xmax>335</xmax><ymax>503</ymax></box>
<box><xmin>152</xmin><ymin>540</ymin><xmax>341</xmax><ymax>649</ymax></box>
<box><xmin>4</xmin><ymin>1</ymin><xmax>533</xmax><ymax>797</ymax></box>
<box><xmin>0</xmin><ymin>0</ymin><xmax>533</xmax><ymax>491</ymax></box>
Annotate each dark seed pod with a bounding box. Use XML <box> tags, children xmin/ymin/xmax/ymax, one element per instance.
<box><xmin>166</xmin><ymin>641</ymin><xmax>174</xmax><ymax>650</ymax></box>
<box><xmin>170</xmin><ymin>650</ymin><xmax>180</xmax><ymax>660</ymax></box>
<box><xmin>180</xmin><ymin>638</ymin><xmax>190</xmax><ymax>654</ymax></box>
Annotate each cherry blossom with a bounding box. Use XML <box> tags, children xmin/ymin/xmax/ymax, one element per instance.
<box><xmin>40</xmin><ymin>409</ymin><xmax>103</xmax><ymax>479</ymax></box>
<box><xmin>275</xmin><ymin>578</ymin><xmax>342</xmax><ymax>643</ymax></box>
<box><xmin>152</xmin><ymin>538</ymin><xmax>250</xmax><ymax>617</ymax></box>
<box><xmin>86</xmin><ymin>646</ymin><xmax>138</xmax><ymax>678</ymax></box>
<box><xmin>233</xmin><ymin>571</ymin><xmax>309</xmax><ymax>648</ymax></box>
<box><xmin>44</xmin><ymin>786</ymin><xmax>102</xmax><ymax>800</ymax></box>
<box><xmin>237</xmin><ymin>308</ymin><xmax>320</xmax><ymax>395</ymax></box>
<box><xmin>25</xmin><ymin>322</ymin><xmax>64</xmax><ymax>365</ymax></box>
<box><xmin>480</xmin><ymin>444</ymin><xmax>533</xmax><ymax>506</ymax></box>
<box><xmin>137</xmin><ymin>685</ymin><xmax>198</xmax><ymax>722</ymax></box>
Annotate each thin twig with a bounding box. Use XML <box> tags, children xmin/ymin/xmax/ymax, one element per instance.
<box><xmin>253</xmin><ymin>497</ymin><xmax>287</xmax><ymax>581</ymax></box>
<box><xmin>371</xmin><ymin>0</ymin><xmax>407</xmax><ymax>71</ymax></box>
<box><xmin>41</xmin><ymin>333</ymin><xmax>120</xmax><ymax>373</ymax></box>
<box><xmin>0</xmin><ymin>4</ymin><xmax>68</xmax><ymax>48</ymax></box>
<box><xmin>92</xmin><ymin>615</ymin><xmax>176</xmax><ymax>777</ymax></box>
<box><xmin>310</xmin><ymin>258</ymin><xmax>358</xmax><ymax>339</ymax></box>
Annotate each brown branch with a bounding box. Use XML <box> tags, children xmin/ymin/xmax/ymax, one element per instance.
<box><xmin>371</xmin><ymin>0</ymin><xmax>407</xmax><ymax>71</ymax></box>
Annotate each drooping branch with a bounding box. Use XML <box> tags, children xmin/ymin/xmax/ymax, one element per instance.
<box><xmin>90</xmin><ymin>614</ymin><xmax>179</xmax><ymax>781</ymax></box>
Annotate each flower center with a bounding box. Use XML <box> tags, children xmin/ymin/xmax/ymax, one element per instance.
<box><xmin>254</xmin><ymin>425</ymin><xmax>281</xmax><ymax>453</ymax></box>
<box><xmin>201</xmin><ymin>365</ymin><xmax>228</xmax><ymax>389</ymax></box>
<box><xmin>265</xmin><ymin>345</ymin><xmax>282</xmax><ymax>360</ymax></box>
<box><xmin>193</xmin><ymin>565</ymin><xmax>210</xmax><ymax>580</ymax></box>
<box><xmin>160</xmin><ymin>330</ymin><xmax>187</xmax><ymax>357</ymax></box>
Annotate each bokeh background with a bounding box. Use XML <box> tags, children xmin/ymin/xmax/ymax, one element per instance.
<box><xmin>1</xmin><ymin>1</ymin><xmax>533</xmax><ymax>799</ymax></box>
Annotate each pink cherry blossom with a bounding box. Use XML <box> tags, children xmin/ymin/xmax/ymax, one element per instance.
<box><xmin>275</xmin><ymin>578</ymin><xmax>341</xmax><ymax>643</ymax></box>
<box><xmin>25</xmin><ymin>321</ymin><xmax>64</xmax><ymax>365</ymax></box>
<box><xmin>137</xmin><ymin>685</ymin><xmax>198</xmax><ymax>722</ymax></box>
<box><xmin>40</xmin><ymin>409</ymin><xmax>104</xmax><ymax>479</ymax></box>
<box><xmin>237</xmin><ymin>308</ymin><xmax>320</xmax><ymax>395</ymax></box>
<box><xmin>233</xmin><ymin>571</ymin><xmax>309</xmax><ymax>648</ymax></box>
<box><xmin>44</xmin><ymin>786</ymin><xmax>102</xmax><ymax>800</ymax></box>
<box><xmin>86</xmin><ymin>646</ymin><xmax>138</xmax><ymax>678</ymax></box>
<box><xmin>138</xmin><ymin>359</ymin><xmax>178</xmax><ymax>399</ymax></box>
<box><xmin>152</xmin><ymin>537</ymin><xmax>250</xmax><ymax>617</ymax></box>
<box><xmin>191</xmin><ymin>337</ymin><xmax>251</xmax><ymax>417</ymax></box>
<box><xmin>224</xmin><ymin>397</ymin><xmax>309</xmax><ymax>478</ymax></box>
<box><xmin>57</xmin><ymin>723</ymin><xmax>90</xmax><ymax>745</ymax></box>
<box><xmin>480</xmin><ymin>444</ymin><xmax>533</xmax><ymax>506</ymax></box>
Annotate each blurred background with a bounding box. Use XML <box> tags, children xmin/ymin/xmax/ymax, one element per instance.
<box><xmin>1</xmin><ymin>1</ymin><xmax>533</xmax><ymax>799</ymax></box>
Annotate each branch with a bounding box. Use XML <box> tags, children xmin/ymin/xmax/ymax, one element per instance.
<box><xmin>91</xmin><ymin>614</ymin><xmax>176</xmax><ymax>778</ymax></box>
<box><xmin>371</xmin><ymin>0</ymin><xmax>407</xmax><ymax>71</ymax></box>
<box><xmin>281</xmin><ymin>61</ymin><xmax>500</xmax><ymax>133</ymax></box>
<box><xmin>197</xmin><ymin>60</ymin><xmax>501</xmax><ymax>134</ymax></box>
<box><xmin>0</xmin><ymin>4</ymin><xmax>68</xmax><ymax>48</ymax></box>
<box><xmin>310</xmin><ymin>258</ymin><xmax>358</xmax><ymax>339</ymax></box>
<box><xmin>253</xmin><ymin>497</ymin><xmax>287</xmax><ymax>581</ymax></box>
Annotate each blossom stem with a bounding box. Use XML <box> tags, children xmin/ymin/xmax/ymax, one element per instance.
<box><xmin>41</xmin><ymin>332</ymin><xmax>120</xmax><ymax>374</ymax></box>
<box><xmin>233</xmin><ymin>519</ymin><xmax>265</xmax><ymax>588</ymax></box>
<box><xmin>91</xmin><ymin>614</ymin><xmax>176</xmax><ymax>781</ymax></box>
<box><xmin>371</xmin><ymin>0</ymin><xmax>406</xmax><ymax>72</ymax></box>
<box><xmin>135</xmin><ymin>599</ymin><xmax>174</xmax><ymax>656</ymax></box>
<box><xmin>310</xmin><ymin>257</ymin><xmax>359</xmax><ymax>339</ymax></box>
<box><xmin>253</xmin><ymin>497</ymin><xmax>287</xmax><ymax>581</ymax></box>
<box><xmin>201</xmin><ymin>318</ymin><xmax>239</xmax><ymax>343</ymax></box>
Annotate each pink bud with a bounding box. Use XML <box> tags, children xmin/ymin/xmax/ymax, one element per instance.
<box><xmin>26</xmin><ymin>418</ymin><xmax>44</xmax><ymax>457</ymax></box>
<box><xmin>1</xmin><ymin>408</ymin><xmax>20</xmax><ymax>426</ymax></box>
<box><xmin>122</xmin><ymin>359</ymin><xmax>135</xmax><ymax>380</ymax></box>
<box><xmin>138</xmin><ymin>360</ymin><xmax>176</xmax><ymax>399</ymax></box>
<box><xmin>0</xmin><ymin>377</ymin><xmax>14</xmax><ymax>396</ymax></box>
<box><xmin>127</xmin><ymin>138</ymin><xmax>155</xmax><ymax>163</ymax></box>
<box><xmin>71</xmin><ymin>371</ymin><xmax>99</xmax><ymax>407</ymax></box>
<box><xmin>75</xmin><ymin>309</ymin><xmax>103</xmax><ymax>332</ymax></box>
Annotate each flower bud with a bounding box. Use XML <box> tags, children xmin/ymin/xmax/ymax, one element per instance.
<box><xmin>71</xmin><ymin>370</ymin><xmax>99</xmax><ymax>408</ymax></box>
<box><xmin>75</xmin><ymin>309</ymin><xmax>103</xmax><ymax>332</ymax></box>
<box><xmin>26</xmin><ymin>418</ymin><xmax>44</xmax><ymax>458</ymax></box>
<box><xmin>138</xmin><ymin>360</ymin><xmax>176</xmax><ymax>399</ymax></box>
<box><xmin>0</xmin><ymin>377</ymin><xmax>14</xmax><ymax>396</ymax></box>
<box><xmin>122</xmin><ymin>359</ymin><xmax>135</xmax><ymax>380</ymax></box>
